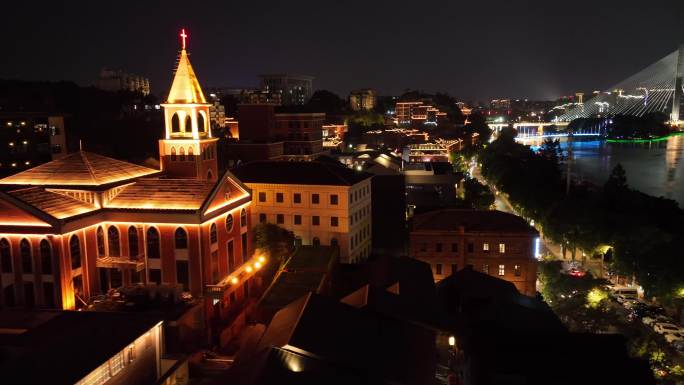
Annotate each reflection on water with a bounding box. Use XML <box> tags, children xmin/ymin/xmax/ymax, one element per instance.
<box><xmin>518</xmin><ymin>135</ymin><xmax>684</xmax><ymax>206</ymax></box>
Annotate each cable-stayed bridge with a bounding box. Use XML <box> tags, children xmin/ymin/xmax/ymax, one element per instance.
<box><xmin>556</xmin><ymin>46</ymin><xmax>684</xmax><ymax>122</ymax></box>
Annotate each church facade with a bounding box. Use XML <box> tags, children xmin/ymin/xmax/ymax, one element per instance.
<box><xmin>0</xmin><ymin>33</ymin><xmax>262</xmax><ymax>328</ymax></box>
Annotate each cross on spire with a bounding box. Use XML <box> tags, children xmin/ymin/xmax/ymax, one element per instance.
<box><xmin>180</xmin><ymin>28</ymin><xmax>188</xmax><ymax>50</ymax></box>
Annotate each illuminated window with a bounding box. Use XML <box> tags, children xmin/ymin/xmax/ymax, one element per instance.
<box><xmin>240</xmin><ymin>209</ymin><xmax>247</xmax><ymax>228</ymax></box>
<box><xmin>175</xmin><ymin>227</ymin><xmax>188</xmax><ymax>249</ymax></box>
<box><xmin>482</xmin><ymin>263</ymin><xmax>489</xmax><ymax>274</ymax></box>
<box><xmin>498</xmin><ymin>264</ymin><xmax>505</xmax><ymax>276</ymax></box>
<box><xmin>312</xmin><ymin>216</ymin><xmax>320</xmax><ymax>226</ymax></box>
<box><xmin>70</xmin><ymin>235</ymin><xmax>81</xmax><ymax>269</ymax></box>
<box><xmin>39</xmin><ymin>240</ymin><xmax>52</xmax><ymax>275</ymax></box>
<box><xmin>188</xmin><ymin>146</ymin><xmax>194</xmax><ymax>158</ymax></box>
<box><xmin>108</xmin><ymin>226</ymin><xmax>120</xmax><ymax>256</ymax></box>
<box><xmin>0</xmin><ymin>238</ymin><xmax>12</xmax><ymax>273</ymax></box>
<box><xmin>514</xmin><ymin>265</ymin><xmax>521</xmax><ymax>276</ymax></box>
<box><xmin>331</xmin><ymin>216</ymin><xmax>339</xmax><ymax>227</ymax></box>
<box><xmin>128</xmin><ymin>226</ymin><xmax>139</xmax><ymax>258</ymax></box>
<box><xmin>483</xmin><ymin>242</ymin><xmax>490</xmax><ymax>252</ymax></box>
<box><xmin>276</xmin><ymin>192</ymin><xmax>284</xmax><ymax>203</ymax></box>
<box><xmin>97</xmin><ymin>226</ymin><xmax>105</xmax><ymax>257</ymax></box>
<box><xmin>20</xmin><ymin>239</ymin><xmax>32</xmax><ymax>273</ymax></box>
<box><xmin>312</xmin><ymin>194</ymin><xmax>320</xmax><ymax>204</ymax></box>
<box><xmin>258</xmin><ymin>192</ymin><xmax>266</xmax><ymax>202</ymax></box>
<box><xmin>293</xmin><ymin>193</ymin><xmax>301</xmax><ymax>204</ymax></box>
<box><xmin>210</xmin><ymin>223</ymin><xmax>218</xmax><ymax>244</ymax></box>
<box><xmin>170</xmin><ymin>147</ymin><xmax>177</xmax><ymax>161</ymax></box>
<box><xmin>146</xmin><ymin>227</ymin><xmax>160</xmax><ymax>259</ymax></box>
<box><xmin>499</xmin><ymin>243</ymin><xmax>506</xmax><ymax>253</ymax></box>
<box><xmin>225</xmin><ymin>214</ymin><xmax>234</xmax><ymax>232</ymax></box>
<box><xmin>330</xmin><ymin>194</ymin><xmax>338</xmax><ymax>205</ymax></box>
<box><xmin>435</xmin><ymin>263</ymin><xmax>442</xmax><ymax>275</ymax></box>
<box><xmin>179</xmin><ymin>147</ymin><xmax>186</xmax><ymax>161</ymax></box>
<box><xmin>294</xmin><ymin>215</ymin><xmax>302</xmax><ymax>225</ymax></box>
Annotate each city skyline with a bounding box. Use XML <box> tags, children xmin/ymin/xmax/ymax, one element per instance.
<box><xmin>3</xmin><ymin>0</ymin><xmax>684</xmax><ymax>100</ymax></box>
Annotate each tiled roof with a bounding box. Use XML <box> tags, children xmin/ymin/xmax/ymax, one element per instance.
<box><xmin>0</xmin><ymin>151</ymin><xmax>158</xmax><ymax>186</ymax></box>
<box><xmin>106</xmin><ymin>178</ymin><xmax>216</xmax><ymax>210</ymax></box>
<box><xmin>9</xmin><ymin>187</ymin><xmax>98</xmax><ymax>219</ymax></box>
<box><xmin>233</xmin><ymin>160</ymin><xmax>372</xmax><ymax>186</ymax></box>
<box><xmin>166</xmin><ymin>49</ymin><xmax>207</xmax><ymax>104</ymax></box>
<box><xmin>413</xmin><ymin>209</ymin><xmax>538</xmax><ymax>234</ymax></box>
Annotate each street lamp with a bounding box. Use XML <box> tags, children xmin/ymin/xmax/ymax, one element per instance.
<box><xmin>448</xmin><ymin>336</ymin><xmax>455</xmax><ymax>347</ymax></box>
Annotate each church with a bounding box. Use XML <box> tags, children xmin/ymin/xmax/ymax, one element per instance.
<box><xmin>0</xmin><ymin>31</ymin><xmax>261</xmax><ymax>328</ymax></box>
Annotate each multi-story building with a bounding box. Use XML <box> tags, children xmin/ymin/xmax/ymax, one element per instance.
<box><xmin>224</xmin><ymin>104</ymin><xmax>326</xmax><ymax>164</ymax></box>
<box><xmin>0</xmin><ymin>32</ymin><xmax>263</xmax><ymax>341</ymax></box>
<box><xmin>409</xmin><ymin>209</ymin><xmax>539</xmax><ymax>295</ymax></box>
<box><xmin>259</xmin><ymin>74</ymin><xmax>314</xmax><ymax>106</ymax></box>
<box><xmin>349</xmin><ymin>89</ymin><xmax>376</xmax><ymax>111</ymax></box>
<box><xmin>233</xmin><ymin>161</ymin><xmax>372</xmax><ymax>264</ymax></box>
<box><xmin>0</xmin><ymin>113</ymin><xmax>68</xmax><ymax>177</ymax></box>
<box><xmin>395</xmin><ymin>101</ymin><xmax>447</xmax><ymax>127</ymax></box>
<box><xmin>97</xmin><ymin>68</ymin><xmax>151</xmax><ymax>96</ymax></box>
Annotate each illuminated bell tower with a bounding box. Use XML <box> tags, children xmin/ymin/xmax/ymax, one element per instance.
<box><xmin>159</xmin><ymin>29</ymin><xmax>219</xmax><ymax>180</ymax></box>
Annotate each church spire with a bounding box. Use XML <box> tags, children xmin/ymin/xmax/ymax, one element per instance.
<box><xmin>167</xmin><ymin>29</ymin><xmax>207</xmax><ymax>104</ymax></box>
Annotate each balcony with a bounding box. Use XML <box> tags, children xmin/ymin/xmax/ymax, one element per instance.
<box><xmin>205</xmin><ymin>255</ymin><xmax>267</xmax><ymax>299</ymax></box>
<box><xmin>96</xmin><ymin>255</ymin><xmax>145</xmax><ymax>272</ymax></box>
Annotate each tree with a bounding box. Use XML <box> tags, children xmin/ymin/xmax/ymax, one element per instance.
<box><xmin>253</xmin><ymin>223</ymin><xmax>295</xmax><ymax>263</ymax></box>
<box><xmin>306</xmin><ymin>90</ymin><xmax>346</xmax><ymax>115</ymax></box>
<box><xmin>464</xmin><ymin>113</ymin><xmax>492</xmax><ymax>144</ymax></box>
<box><xmin>463</xmin><ymin>178</ymin><xmax>495</xmax><ymax>209</ymax></box>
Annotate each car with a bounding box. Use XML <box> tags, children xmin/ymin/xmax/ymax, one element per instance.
<box><xmin>622</xmin><ymin>299</ymin><xmax>638</xmax><ymax>309</ymax></box>
<box><xmin>568</xmin><ymin>268</ymin><xmax>585</xmax><ymax>278</ymax></box>
<box><xmin>664</xmin><ymin>331</ymin><xmax>684</xmax><ymax>344</ymax></box>
<box><xmin>653</xmin><ymin>322</ymin><xmax>683</xmax><ymax>335</ymax></box>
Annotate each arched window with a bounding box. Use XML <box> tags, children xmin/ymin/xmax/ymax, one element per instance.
<box><xmin>20</xmin><ymin>239</ymin><xmax>32</xmax><ymax>273</ymax></box>
<box><xmin>185</xmin><ymin>115</ymin><xmax>192</xmax><ymax>132</ymax></box>
<box><xmin>179</xmin><ymin>147</ymin><xmax>185</xmax><ymax>162</ymax></box>
<box><xmin>210</xmin><ymin>223</ymin><xmax>218</xmax><ymax>244</ymax></box>
<box><xmin>188</xmin><ymin>146</ymin><xmax>194</xmax><ymax>158</ymax></box>
<box><xmin>0</xmin><ymin>238</ymin><xmax>11</xmax><ymax>273</ymax></box>
<box><xmin>312</xmin><ymin>237</ymin><xmax>321</xmax><ymax>247</ymax></box>
<box><xmin>240</xmin><ymin>209</ymin><xmax>247</xmax><ymax>228</ymax></box>
<box><xmin>207</xmin><ymin>169</ymin><xmax>213</xmax><ymax>180</ymax></box>
<box><xmin>108</xmin><ymin>226</ymin><xmax>120</xmax><ymax>256</ymax></box>
<box><xmin>96</xmin><ymin>226</ymin><xmax>105</xmax><ymax>257</ymax></box>
<box><xmin>330</xmin><ymin>238</ymin><xmax>339</xmax><ymax>248</ymax></box>
<box><xmin>171</xmin><ymin>113</ymin><xmax>180</xmax><ymax>133</ymax></box>
<box><xmin>128</xmin><ymin>226</ymin><xmax>139</xmax><ymax>258</ymax></box>
<box><xmin>175</xmin><ymin>228</ymin><xmax>188</xmax><ymax>249</ymax></box>
<box><xmin>39</xmin><ymin>240</ymin><xmax>52</xmax><ymax>275</ymax></box>
<box><xmin>197</xmin><ymin>112</ymin><xmax>206</xmax><ymax>133</ymax></box>
<box><xmin>146</xmin><ymin>227</ymin><xmax>160</xmax><ymax>259</ymax></box>
<box><xmin>170</xmin><ymin>147</ymin><xmax>177</xmax><ymax>161</ymax></box>
<box><xmin>225</xmin><ymin>214</ymin><xmax>234</xmax><ymax>232</ymax></box>
<box><xmin>70</xmin><ymin>235</ymin><xmax>81</xmax><ymax>269</ymax></box>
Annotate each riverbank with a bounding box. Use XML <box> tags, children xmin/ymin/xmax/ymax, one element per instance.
<box><xmin>606</xmin><ymin>131</ymin><xmax>684</xmax><ymax>144</ymax></box>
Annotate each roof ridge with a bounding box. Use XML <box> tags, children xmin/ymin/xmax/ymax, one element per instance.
<box><xmin>79</xmin><ymin>151</ymin><xmax>100</xmax><ymax>185</ymax></box>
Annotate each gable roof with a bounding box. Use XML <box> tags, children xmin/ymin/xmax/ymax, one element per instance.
<box><xmin>233</xmin><ymin>160</ymin><xmax>372</xmax><ymax>186</ymax></box>
<box><xmin>166</xmin><ymin>49</ymin><xmax>207</xmax><ymax>104</ymax></box>
<box><xmin>0</xmin><ymin>151</ymin><xmax>159</xmax><ymax>187</ymax></box>
<box><xmin>413</xmin><ymin>209</ymin><xmax>538</xmax><ymax>234</ymax></box>
<box><xmin>107</xmin><ymin>178</ymin><xmax>216</xmax><ymax>210</ymax></box>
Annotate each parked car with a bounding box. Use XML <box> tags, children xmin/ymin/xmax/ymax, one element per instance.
<box><xmin>653</xmin><ymin>323</ymin><xmax>683</xmax><ymax>335</ymax></box>
<box><xmin>664</xmin><ymin>331</ymin><xmax>684</xmax><ymax>344</ymax></box>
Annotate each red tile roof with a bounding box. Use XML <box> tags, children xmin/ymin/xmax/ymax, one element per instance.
<box><xmin>9</xmin><ymin>187</ymin><xmax>98</xmax><ymax>219</ymax></box>
<box><xmin>106</xmin><ymin>178</ymin><xmax>216</xmax><ymax>210</ymax></box>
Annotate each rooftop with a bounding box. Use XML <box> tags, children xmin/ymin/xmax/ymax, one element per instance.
<box><xmin>166</xmin><ymin>49</ymin><xmax>207</xmax><ymax>104</ymax></box>
<box><xmin>0</xmin><ymin>311</ymin><xmax>161</xmax><ymax>385</ymax></box>
<box><xmin>412</xmin><ymin>209</ymin><xmax>538</xmax><ymax>234</ymax></box>
<box><xmin>0</xmin><ymin>151</ymin><xmax>159</xmax><ymax>187</ymax></box>
<box><xmin>107</xmin><ymin>178</ymin><xmax>216</xmax><ymax>210</ymax></box>
<box><xmin>9</xmin><ymin>187</ymin><xmax>98</xmax><ymax>219</ymax></box>
<box><xmin>233</xmin><ymin>160</ymin><xmax>372</xmax><ymax>186</ymax></box>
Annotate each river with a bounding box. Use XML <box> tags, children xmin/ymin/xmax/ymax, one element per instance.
<box><xmin>516</xmin><ymin>135</ymin><xmax>684</xmax><ymax>207</ymax></box>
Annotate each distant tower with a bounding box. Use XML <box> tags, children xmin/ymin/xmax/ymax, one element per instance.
<box><xmin>575</xmin><ymin>92</ymin><xmax>584</xmax><ymax>104</ymax></box>
<box><xmin>159</xmin><ymin>29</ymin><xmax>219</xmax><ymax>180</ymax></box>
<box><xmin>671</xmin><ymin>44</ymin><xmax>684</xmax><ymax>122</ymax></box>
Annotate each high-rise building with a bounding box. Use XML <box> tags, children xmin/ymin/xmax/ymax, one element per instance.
<box><xmin>0</xmin><ymin>32</ymin><xmax>263</xmax><ymax>343</ymax></box>
<box><xmin>97</xmin><ymin>68</ymin><xmax>151</xmax><ymax>96</ymax></box>
<box><xmin>0</xmin><ymin>113</ymin><xmax>67</xmax><ymax>177</ymax></box>
<box><xmin>259</xmin><ymin>74</ymin><xmax>314</xmax><ymax>106</ymax></box>
<box><xmin>349</xmin><ymin>89</ymin><xmax>376</xmax><ymax>111</ymax></box>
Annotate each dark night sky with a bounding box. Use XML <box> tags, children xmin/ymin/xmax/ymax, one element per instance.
<box><xmin>3</xmin><ymin>1</ymin><xmax>684</xmax><ymax>101</ymax></box>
